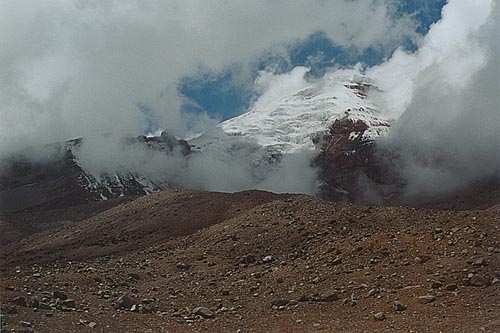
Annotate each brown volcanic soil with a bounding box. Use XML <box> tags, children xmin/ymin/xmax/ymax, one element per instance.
<box><xmin>1</xmin><ymin>190</ymin><xmax>499</xmax><ymax>332</ymax></box>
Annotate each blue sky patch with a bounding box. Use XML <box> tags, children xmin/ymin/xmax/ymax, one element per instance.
<box><xmin>177</xmin><ymin>1</ymin><xmax>446</xmax><ymax>128</ymax></box>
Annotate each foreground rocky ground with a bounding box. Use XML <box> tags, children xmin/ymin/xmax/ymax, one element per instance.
<box><xmin>1</xmin><ymin>190</ymin><xmax>499</xmax><ymax>332</ymax></box>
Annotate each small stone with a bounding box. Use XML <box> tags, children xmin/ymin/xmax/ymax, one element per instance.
<box><xmin>39</xmin><ymin>302</ymin><xmax>51</xmax><ymax>310</ymax></box>
<box><xmin>115</xmin><ymin>295</ymin><xmax>137</xmax><ymax>310</ymax></box>
<box><xmin>88</xmin><ymin>322</ymin><xmax>97</xmax><ymax>328</ymax></box>
<box><xmin>62</xmin><ymin>299</ymin><xmax>76</xmax><ymax>308</ymax></box>
<box><xmin>29</xmin><ymin>297</ymin><xmax>40</xmax><ymax>308</ymax></box>
<box><xmin>320</xmin><ymin>289</ymin><xmax>339</xmax><ymax>302</ymax></box>
<box><xmin>139</xmin><ymin>306</ymin><xmax>151</xmax><ymax>314</ymax></box>
<box><xmin>176</xmin><ymin>262</ymin><xmax>189</xmax><ymax>270</ymax></box>
<box><xmin>444</xmin><ymin>283</ymin><xmax>458</xmax><ymax>291</ymax></box>
<box><xmin>470</xmin><ymin>275</ymin><xmax>487</xmax><ymax>287</ymax></box>
<box><xmin>431</xmin><ymin>281</ymin><xmax>443</xmax><ymax>289</ymax></box>
<box><xmin>271</xmin><ymin>299</ymin><xmax>289</xmax><ymax>307</ymax></box>
<box><xmin>262</xmin><ymin>256</ymin><xmax>273</xmax><ymax>263</ymax></box>
<box><xmin>297</xmin><ymin>294</ymin><xmax>309</xmax><ymax>302</ymax></box>
<box><xmin>192</xmin><ymin>307</ymin><xmax>215</xmax><ymax>319</ymax></box>
<box><xmin>492</xmin><ymin>277</ymin><xmax>500</xmax><ymax>285</ymax></box>
<box><xmin>53</xmin><ymin>290</ymin><xmax>67</xmax><ymax>300</ymax></box>
<box><xmin>13</xmin><ymin>296</ymin><xmax>27</xmax><ymax>307</ymax></box>
<box><xmin>394</xmin><ymin>301</ymin><xmax>407</xmax><ymax>311</ymax></box>
<box><xmin>366</xmin><ymin>288</ymin><xmax>376</xmax><ymax>297</ymax></box>
<box><xmin>128</xmin><ymin>273</ymin><xmax>141</xmax><ymax>280</ymax></box>
<box><xmin>418</xmin><ymin>295</ymin><xmax>436</xmax><ymax>304</ymax></box>
<box><xmin>472</xmin><ymin>258</ymin><xmax>487</xmax><ymax>267</ymax></box>
<box><xmin>20</xmin><ymin>321</ymin><xmax>32</xmax><ymax>327</ymax></box>
<box><xmin>241</xmin><ymin>255</ymin><xmax>256</xmax><ymax>264</ymax></box>
<box><xmin>373</xmin><ymin>312</ymin><xmax>386</xmax><ymax>321</ymax></box>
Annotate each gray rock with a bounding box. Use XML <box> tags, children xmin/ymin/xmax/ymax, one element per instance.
<box><xmin>28</xmin><ymin>297</ymin><xmax>39</xmax><ymax>309</ymax></box>
<box><xmin>373</xmin><ymin>312</ymin><xmax>386</xmax><ymax>321</ymax></box>
<box><xmin>262</xmin><ymin>256</ymin><xmax>273</xmax><ymax>263</ymax></box>
<box><xmin>470</xmin><ymin>275</ymin><xmax>487</xmax><ymax>287</ymax></box>
<box><xmin>62</xmin><ymin>299</ymin><xmax>76</xmax><ymax>308</ymax></box>
<box><xmin>115</xmin><ymin>295</ymin><xmax>137</xmax><ymax>310</ymax></box>
<box><xmin>38</xmin><ymin>302</ymin><xmax>52</xmax><ymax>310</ymax></box>
<box><xmin>192</xmin><ymin>307</ymin><xmax>215</xmax><ymax>319</ymax></box>
<box><xmin>241</xmin><ymin>255</ymin><xmax>256</xmax><ymax>264</ymax></box>
<box><xmin>473</xmin><ymin>258</ymin><xmax>487</xmax><ymax>267</ymax></box>
<box><xmin>431</xmin><ymin>281</ymin><xmax>443</xmax><ymax>289</ymax></box>
<box><xmin>53</xmin><ymin>290</ymin><xmax>67</xmax><ymax>300</ymax></box>
<box><xmin>176</xmin><ymin>262</ymin><xmax>189</xmax><ymax>270</ymax></box>
<box><xmin>128</xmin><ymin>273</ymin><xmax>141</xmax><ymax>280</ymax></box>
<box><xmin>320</xmin><ymin>289</ymin><xmax>339</xmax><ymax>302</ymax></box>
<box><xmin>366</xmin><ymin>288</ymin><xmax>377</xmax><ymax>298</ymax></box>
<box><xmin>394</xmin><ymin>301</ymin><xmax>407</xmax><ymax>311</ymax></box>
<box><xmin>271</xmin><ymin>299</ymin><xmax>289</xmax><ymax>307</ymax></box>
<box><xmin>20</xmin><ymin>321</ymin><xmax>32</xmax><ymax>327</ymax></box>
<box><xmin>444</xmin><ymin>283</ymin><xmax>458</xmax><ymax>291</ymax></box>
<box><xmin>13</xmin><ymin>296</ymin><xmax>27</xmax><ymax>307</ymax></box>
<box><xmin>418</xmin><ymin>295</ymin><xmax>436</xmax><ymax>304</ymax></box>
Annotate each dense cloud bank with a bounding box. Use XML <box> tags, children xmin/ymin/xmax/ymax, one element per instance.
<box><xmin>1</xmin><ymin>0</ymin><xmax>498</xmax><ymax>198</ymax></box>
<box><xmin>369</xmin><ymin>0</ymin><xmax>500</xmax><ymax>199</ymax></box>
<box><xmin>0</xmin><ymin>0</ymin><xmax>417</xmax><ymax>157</ymax></box>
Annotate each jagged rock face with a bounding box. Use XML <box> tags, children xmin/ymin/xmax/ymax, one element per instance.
<box><xmin>0</xmin><ymin>133</ymin><xmax>190</xmax><ymax>213</ymax></box>
<box><xmin>314</xmin><ymin>118</ymin><xmax>399</xmax><ymax>204</ymax></box>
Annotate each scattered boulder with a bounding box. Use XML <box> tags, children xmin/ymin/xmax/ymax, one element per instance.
<box><xmin>473</xmin><ymin>258</ymin><xmax>487</xmax><ymax>267</ymax></box>
<box><xmin>28</xmin><ymin>297</ymin><xmax>39</xmax><ymax>309</ymax></box>
<box><xmin>192</xmin><ymin>307</ymin><xmax>215</xmax><ymax>319</ymax></box>
<box><xmin>176</xmin><ymin>262</ymin><xmax>189</xmax><ymax>270</ymax></box>
<box><xmin>115</xmin><ymin>295</ymin><xmax>138</xmax><ymax>310</ymax></box>
<box><xmin>262</xmin><ymin>256</ymin><xmax>274</xmax><ymax>263</ymax></box>
<box><xmin>38</xmin><ymin>302</ymin><xmax>52</xmax><ymax>310</ymax></box>
<box><xmin>431</xmin><ymin>281</ymin><xmax>443</xmax><ymax>289</ymax></box>
<box><xmin>373</xmin><ymin>312</ymin><xmax>386</xmax><ymax>321</ymax></box>
<box><xmin>241</xmin><ymin>255</ymin><xmax>256</xmax><ymax>264</ymax></box>
<box><xmin>271</xmin><ymin>299</ymin><xmax>289</xmax><ymax>307</ymax></box>
<box><xmin>394</xmin><ymin>301</ymin><xmax>407</xmax><ymax>312</ymax></box>
<box><xmin>13</xmin><ymin>296</ymin><xmax>27</xmax><ymax>307</ymax></box>
<box><xmin>444</xmin><ymin>283</ymin><xmax>458</xmax><ymax>291</ymax></box>
<box><xmin>53</xmin><ymin>290</ymin><xmax>67</xmax><ymax>300</ymax></box>
<box><xmin>62</xmin><ymin>299</ymin><xmax>76</xmax><ymax>309</ymax></box>
<box><xmin>418</xmin><ymin>295</ymin><xmax>436</xmax><ymax>304</ymax></box>
<box><xmin>320</xmin><ymin>289</ymin><xmax>339</xmax><ymax>302</ymax></box>
<box><xmin>470</xmin><ymin>275</ymin><xmax>487</xmax><ymax>287</ymax></box>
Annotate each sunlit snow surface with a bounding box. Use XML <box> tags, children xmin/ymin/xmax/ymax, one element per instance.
<box><xmin>219</xmin><ymin>68</ymin><xmax>392</xmax><ymax>153</ymax></box>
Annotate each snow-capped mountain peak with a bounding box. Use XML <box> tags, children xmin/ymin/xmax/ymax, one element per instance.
<box><xmin>220</xmin><ymin>68</ymin><xmax>391</xmax><ymax>153</ymax></box>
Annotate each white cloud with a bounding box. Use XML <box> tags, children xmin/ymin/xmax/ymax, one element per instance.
<box><xmin>368</xmin><ymin>0</ymin><xmax>500</xmax><ymax>198</ymax></box>
<box><xmin>0</xmin><ymin>0</ymin><xmax>418</xmax><ymax>158</ymax></box>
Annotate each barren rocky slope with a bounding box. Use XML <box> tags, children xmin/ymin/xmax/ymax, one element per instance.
<box><xmin>1</xmin><ymin>190</ymin><xmax>499</xmax><ymax>332</ymax></box>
